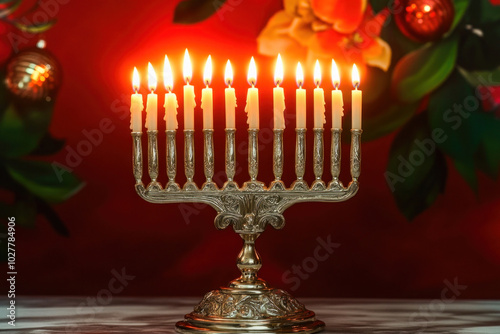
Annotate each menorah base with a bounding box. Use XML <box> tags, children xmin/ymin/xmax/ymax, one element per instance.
<box><xmin>175</xmin><ymin>285</ymin><xmax>324</xmax><ymax>333</ymax></box>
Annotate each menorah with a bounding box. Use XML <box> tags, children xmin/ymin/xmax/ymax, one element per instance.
<box><xmin>131</xmin><ymin>123</ymin><xmax>361</xmax><ymax>333</ymax></box>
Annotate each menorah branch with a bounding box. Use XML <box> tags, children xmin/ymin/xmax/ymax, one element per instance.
<box><xmin>131</xmin><ymin>132</ymin><xmax>143</xmax><ymax>184</ymax></box>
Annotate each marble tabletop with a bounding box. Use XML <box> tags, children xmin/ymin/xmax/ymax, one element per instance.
<box><xmin>1</xmin><ymin>297</ymin><xmax>500</xmax><ymax>333</ymax></box>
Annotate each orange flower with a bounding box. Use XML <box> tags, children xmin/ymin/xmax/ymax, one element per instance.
<box><xmin>258</xmin><ymin>0</ymin><xmax>391</xmax><ymax>72</ymax></box>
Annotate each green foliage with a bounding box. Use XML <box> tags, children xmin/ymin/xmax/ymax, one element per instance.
<box><xmin>392</xmin><ymin>35</ymin><xmax>459</xmax><ymax>103</ymax></box>
<box><xmin>5</xmin><ymin>159</ymin><xmax>83</xmax><ymax>203</ymax></box>
<box><xmin>0</xmin><ymin>0</ymin><xmax>81</xmax><ymax>257</ymax></box>
<box><xmin>386</xmin><ymin>113</ymin><xmax>448</xmax><ymax>221</ymax></box>
<box><xmin>0</xmin><ymin>101</ymin><xmax>54</xmax><ymax>158</ymax></box>
<box><xmin>174</xmin><ymin>0</ymin><xmax>227</xmax><ymax>24</ymax></box>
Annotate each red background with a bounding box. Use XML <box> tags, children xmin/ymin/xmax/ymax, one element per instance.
<box><xmin>5</xmin><ymin>0</ymin><xmax>500</xmax><ymax>299</ymax></box>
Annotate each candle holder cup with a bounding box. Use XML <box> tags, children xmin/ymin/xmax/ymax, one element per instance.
<box><xmin>131</xmin><ymin>126</ymin><xmax>362</xmax><ymax>333</ymax></box>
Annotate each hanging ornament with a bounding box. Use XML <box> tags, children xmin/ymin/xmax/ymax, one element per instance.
<box><xmin>5</xmin><ymin>40</ymin><xmax>61</xmax><ymax>101</ymax></box>
<box><xmin>395</xmin><ymin>0</ymin><xmax>455</xmax><ymax>43</ymax></box>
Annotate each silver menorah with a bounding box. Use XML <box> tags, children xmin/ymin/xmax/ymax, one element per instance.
<box><xmin>132</xmin><ymin>125</ymin><xmax>361</xmax><ymax>333</ymax></box>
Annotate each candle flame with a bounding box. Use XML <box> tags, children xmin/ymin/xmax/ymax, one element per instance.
<box><xmin>332</xmin><ymin>59</ymin><xmax>340</xmax><ymax>89</ymax></box>
<box><xmin>203</xmin><ymin>55</ymin><xmax>212</xmax><ymax>86</ymax></box>
<box><xmin>352</xmin><ymin>64</ymin><xmax>360</xmax><ymax>89</ymax></box>
<box><xmin>296</xmin><ymin>62</ymin><xmax>304</xmax><ymax>88</ymax></box>
<box><xmin>164</xmin><ymin>55</ymin><xmax>173</xmax><ymax>91</ymax></box>
<box><xmin>274</xmin><ymin>53</ymin><xmax>283</xmax><ymax>86</ymax></box>
<box><xmin>248</xmin><ymin>56</ymin><xmax>257</xmax><ymax>86</ymax></box>
<box><xmin>183</xmin><ymin>48</ymin><xmax>192</xmax><ymax>83</ymax></box>
<box><xmin>225</xmin><ymin>60</ymin><xmax>233</xmax><ymax>86</ymax></box>
<box><xmin>148</xmin><ymin>62</ymin><xmax>157</xmax><ymax>92</ymax></box>
<box><xmin>132</xmin><ymin>67</ymin><xmax>140</xmax><ymax>92</ymax></box>
<box><xmin>314</xmin><ymin>60</ymin><xmax>321</xmax><ymax>87</ymax></box>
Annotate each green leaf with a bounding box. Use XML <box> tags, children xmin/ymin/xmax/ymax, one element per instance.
<box><xmin>386</xmin><ymin>112</ymin><xmax>447</xmax><ymax>220</ymax></box>
<box><xmin>29</xmin><ymin>133</ymin><xmax>65</xmax><ymax>156</ymax></box>
<box><xmin>5</xmin><ymin>159</ymin><xmax>84</xmax><ymax>203</ymax></box>
<box><xmin>173</xmin><ymin>0</ymin><xmax>227</xmax><ymax>24</ymax></box>
<box><xmin>35</xmin><ymin>197</ymin><xmax>69</xmax><ymax>236</ymax></box>
<box><xmin>0</xmin><ymin>101</ymin><xmax>54</xmax><ymax>158</ymax></box>
<box><xmin>450</xmin><ymin>0</ymin><xmax>471</xmax><ymax>31</ymax></box>
<box><xmin>363</xmin><ymin>102</ymin><xmax>419</xmax><ymax>141</ymax></box>
<box><xmin>457</xmin><ymin>66</ymin><xmax>500</xmax><ymax>87</ymax></box>
<box><xmin>0</xmin><ymin>197</ymin><xmax>37</xmax><ymax>228</ymax></box>
<box><xmin>14</xmin><ymin>20</ymin><xmax>56</xmax><ymax>33</ymax></box>
<box><xmin>457</xmin><ymin>21</ymin><xmax>500</xmax><ymax>71</ymax></box>
<box><xmin>392</xmin><ymin>35</ymin><xmax>459</xmax><ymax>103</ymax></box>
<box><xmin>476</xmin><ymin>114</ymin><xmax>500</xmax><ymax>179</ymax></box>
<box><xmin>428</xmin><ymin>70</ymin><xmax>489</xmax><ymax>190</ymax></box>
<box><xmin>0</xmin><ymin>0</ymin><xmax>21</xmax><ymax>18</ymax></box>
<box><xmin>370</xmin><ymin>0</ymin><xmax>391</xmax><ymax>13</ymax></box>
<box><xmin>467</xmin><ymin>0</ymin><xmax>500</xmax><ymax>25</ymax></box>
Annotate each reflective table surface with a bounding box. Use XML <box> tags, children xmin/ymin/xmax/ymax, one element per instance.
<box><xmin>2</xmin><ymin>297</ymin><xmax>500</xmax><ymax>333</ymax></box>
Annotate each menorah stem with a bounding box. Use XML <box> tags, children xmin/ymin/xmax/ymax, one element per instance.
<box><xmin>147</xmin><ymin>130</ymin><xmax>161</xmax><ymax>190</ymax></box>
<box><xmin>313</xmin><ymin>128</ymin><xmax>324</xmax><ymax>183</ymax></box>
<box><xmin>166</xmin><ymin>130</ymin><xmax>177</xmax><ymax>186</ymax></box>
<box><xmin>184</xmin><ymin>130</ymin><xmax>196</xmax><ymax>189</ymax></box>
<box><xmin>131</xmin><ymin>132</ymin><xmax>143</xmax><ymax>185</ymax></box>
<box><xmin>248</xmin><ymin>129</ymin><xmax>259</xmax><ymax>182</ymax></box>
<box><xmin>330</xmin><ymin>128</ymin><xmax>342</xmax><ymax>189</ymax></box>
<box><xmin>203</xmin><ymin>130</ymin><xmax>215</xmax><ymax>187</ymax></box>
<box><xmin>295</xmin><ymin>128</ymin><xmax>306</xmax><ymax>181</ymax></box>
<box><xmin>229</xmin><ymin>233</ymin><xmax>267</xmax><ymax>290</ymax></box>
<box><xmin>273</xmin><ymin>129</ymin><xmax>284</xmax><ymax>181</ymax></box>
<box><xmin>350</xmin><ymin>129</ymin><xmax>362</xmax><ymax>181</ymax></box>
<box><xmin>225</xmin><ymin>129</ymin><xmax>236</xmax><ymax>182</ymax></box>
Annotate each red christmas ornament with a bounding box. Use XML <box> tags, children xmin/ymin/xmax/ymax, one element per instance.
<box><xmin>395</xmin><ymin>0</ymin><xmax>455</xmax><ymax>43</ymax></box>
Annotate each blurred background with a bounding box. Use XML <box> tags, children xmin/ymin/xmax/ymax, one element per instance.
<box><xmin>0</xmin><ymin>0</ymin><xmax>499</xmax><ymax>299</ymax></box>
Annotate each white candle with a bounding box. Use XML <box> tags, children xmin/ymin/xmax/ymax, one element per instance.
<box><xmin>273</xmin><ymin>54</ymin><xmax>285</xmax><ymax>130</ymax></box>
<box><xmin>225</xmin><ymin>60</ymin><xmax>236</xmax><ymax>129</ymax></box>
<box><xmin>313</xmin><ymin>60</ymin><xmax>325</xmax><ymax>129</ymax></box>
<box><xmin>352</xmin><ymin>64</ymin><xmax>362</xmax><ymax>130</ymax></box>
<box><xmin>183</xmin><ymin>49</ymin><xmax>196</xmax><ymax>130</ymax></box>
<box><xmin>201</xmin><ymin>55</ymin><xmax>213</xmax><ymax>129</ymax></box>
<box><xmin>296</xmin><ymin>62</ymin><xmax>306</xmax><ymax>129</ymax></box>
<box><xmin>163</xmin><ymin>55</ymin><xmax>178</xmax><ymax>130</ymax></box>
<box><xmin>145</xmin><ymin>62</ymin><xmax>158</xmax><ymax>131</ymax></box>
<box><xmin>245</xmin><ymin>57</ymin><xmax>259</xmax><ymax>129</ymax></box>
<box><xmin>331</xmin><ymin>59</ymin><xmax>343</xmax><ymax>129</ymax></box>
<box><xmin>130</xmin><ymin>67</ymin><xmax>144</xmax><ymax>132</ymax></box>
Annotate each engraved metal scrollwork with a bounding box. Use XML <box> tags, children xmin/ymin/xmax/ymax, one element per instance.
<box><xmin>166</xmin><ymin>130</ymin><xmax>177</xmax><ymax>184</ymax></box>
<box><xmin>184</xmin><ymin>130</ymin><xmax>195</xmax><ymax>183</ymax></box>
<box><xmin>350</xmin><ymin>129</ymin><xmax>362</xmax><ymax>181</ymax></box>
<box><xmin>295</xmin><ymin>129</ymin><xmax>306</xmax><ymax>180</ymax></box>
<box><xmin>193</xmin><ymin>289</ymin><xmax>306</xmax><ymax>319</ymax></box>
<box><xmin>248</xmin><ymin>129</ymin><xmax>259</xmax><ymax>181</ymax></box>
<box><xmin>313</xmin><ymin>128</ymin><xmax>324</xmax><ymax>180</ymax></box>
<box><xmin>215</xmin><ymin>194</ymin><xmax>285</xmax><ymax>233</ymax></box>
<box><xmin>131</xmin><ymin>132</ymin><xmax>143</xmax><ymax>183</ymax></box>
<box><xmin>225</xmin><ymin>129</ymin><xmax>236</xmax><ymax>182</ymax></box>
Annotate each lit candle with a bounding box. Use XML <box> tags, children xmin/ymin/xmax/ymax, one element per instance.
<box><xmin>130</xmin><ymin>67</ymin><xmax>144</xmax><ymax>132</ymax></box>
<box><xmin>183</xmin><ymin>49</ymin><xmax>196</xmax><ymax>130</ymax></box>
<box><xmin>352</xmin><ymin>64</ymin><xmax>362</xmax><ymax>130</ymax></box>
<box><xmin>201</xmin><ymin>55</ymin><xmax>213</xmax><ymax>130</ymax></box>
<box><xmin>295</xmin><ymin>62</ymin><xmax>306</xmax><ymax>129</ymax></box>
<box><xmin>163</xmin><ymin>55</ymin><xmax>178</xmax><ymax>131</ymax></box>
<box><xmin>225</xmin><ymin>60</ymin><xmax>236</xmax><ymax>129</ymax></box>
<box><xmin>331</xmin><ymin>59</ymin><xmax>343</xmax><ymax>129</ymax></box>
<box><xmin>273</xmin><ymin>54</ymin><xmax>285</xmax><ymax>130</ymax></box>
<box><xmin>245</xmin><ymin>57</ymin><xmax>259</xmax><ymax>129</ymax></box>
<box><xmin>145</xmin><ymin>63</ymin><xmax>158</xmax><ymax>131</ymax></box>
<box><xmin>313</xmin><ymin>60</ymin><xmax>325</xmax><ymax>129</ymax></box>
